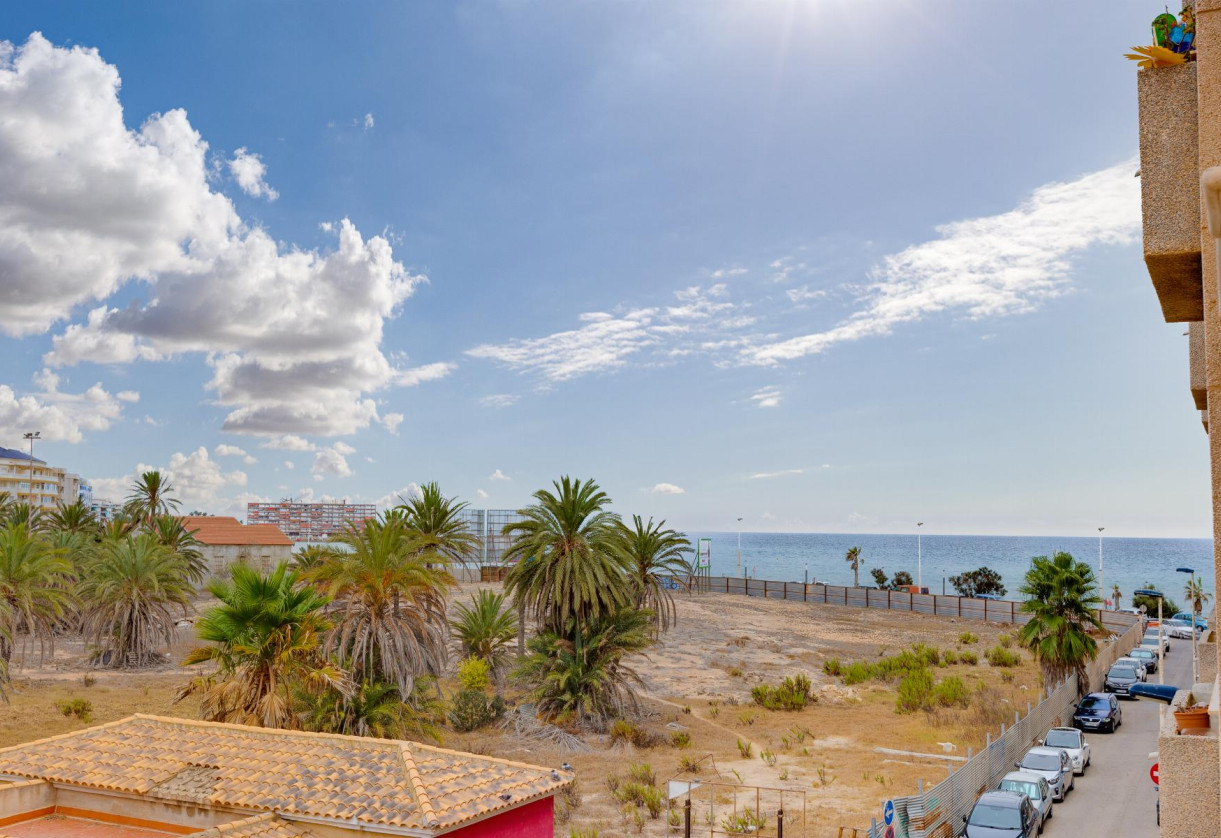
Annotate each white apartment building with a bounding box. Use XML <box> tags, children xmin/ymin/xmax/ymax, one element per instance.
<box><xmin>0</xmin><ymin>445</ymin><xmax>88</xmax><ymax>511</ymax></box>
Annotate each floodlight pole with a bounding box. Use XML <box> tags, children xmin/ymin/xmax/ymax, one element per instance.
<box><xmin>22</xmin><ymin>431</ymin><xmax>40</xmax><ymax>529</ymax></box>
<box><xmin>736</xmin><ymin>517</ymin><xmax>743</xmax><ymax>579</ymax></box>
<box><xmin>1177</xmin><ymin>567</ymin><xmax>1199</xmax><ymax>686</ymax></box>
<box><xmin>916</xmin><ymin>522</ymin><xmax>924</xmax><ymax>590</ymax></box>
<box><xmin>1097</xmin><ymin>527</ymin><xmax>1105</xmax><ymax>609</ymax></box>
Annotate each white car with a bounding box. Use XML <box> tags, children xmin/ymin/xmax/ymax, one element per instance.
<box><xmin>1016</xmin><ymin>746</ymin><xmax>1075</xmax><ymax>801</ymax></box>
<box><xmin>1142</xmin><ymin>628</ymin><xmax>1170</xmax><ymax>654</ymax></box>
<box><xmin>1041</xmin><ymin>727</ymin><xmax>1091</xmax><ymax>776</ymax></box>
<box><xmin>1114</xmin><ymin>656</ymin><xmax>1148</xmax><ymax>681</ymax></box>
<box><xmin>1162</xmin><ymin>619</ymin><xmax>1195</xmax><ymax>640</ymax></box>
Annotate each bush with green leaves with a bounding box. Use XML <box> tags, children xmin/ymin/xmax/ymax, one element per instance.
<box><xmin>932</xmin><ymin>676</ymin><xmax>971</xmax><ymax>708</ymax></box>
<box><xmin>895</xmin><ymin>669</ymin><xmax>935</xmax><ymax>714</ymax></box>
<box><xmin>457</xmin><ymin>656</ymin><xmax>492</xmax><ymax>692</ymax></box>
<box><xmin>822</xmin><ymin>658</ymin><xmax>842</xmax><ymax>677</ymax></box>
<box><xmin>958</xmin><ymin>650</ymin><xmax>979</xmax><ymax>666</ymax></box>
<box><xmin>750</xmin><ymin>674</ymin><xmax>814</xmax><ymax>710</ymax></box>
<box><xmin>671</xmin><ymin>730</ymin><xmax>691</xmax><ymax>749</ymax></box>
<box><xmin>958</xmin><ymin>631</ymin><xmax>978</xmax><ymax>645</ymax></box>
<box><xmin>985</xmin><ymin>645</ymin><xmax>1021</xmax><ymax>667</ymax></box>
<box><xmin>447</xmin><ymin>688</ymin><xmax>502</xmax><ymax>732</ymax></box>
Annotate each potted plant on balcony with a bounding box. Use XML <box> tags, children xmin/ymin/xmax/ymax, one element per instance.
<box><xmin>1173</xmin><ymin>693</ymin><xmax>1210</xmax><ymax>733</ymax></box>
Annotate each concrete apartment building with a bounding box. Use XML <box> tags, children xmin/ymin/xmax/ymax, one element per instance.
<box><xmin>180</xmin><ymin>516</ymin><xmax>294</xmax><ymax>577</ymax></box>
<box><xmin>1136</xmin><ymin>5</ymin><xmax>1221</xmax><ymax>833</ymax></box>
<box><xmin>0</xmin><ymin>715</ymin><xmax>571</xmax><ymax>838</ymax></box>
<box><xmin>246</xmin><ymin>500</ymin><xmax>376</xmax><ymax>542</ymax></box>
<box><xmin>0</xmin><ymin>446</ymin><xmax>87</xmax><ymax>512</ymax></box>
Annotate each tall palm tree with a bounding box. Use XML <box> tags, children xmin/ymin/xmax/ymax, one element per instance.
<box><xmin>616</xmin><ymin>516</ymin><xmax>691</xmax><ymax>634</ymax></box>
<box><xmin>1184</xmin><ymin>577</ymin><xmax>1211</xmax><ymax>624</ymax></box>
<box><xmin>845</xmin><ymin>546</ymin><xmax>862</xmax><ymax>588</ymax></box>
<box><xmin>1017</xmin><ymin>552</ymin><xmax>1103</xmax><ymax>690</ymax></box>
<box><xmin>0</xmin><ymin>522</ymin><xmax>75</xmax><ymax>664</ymax></box>
<box><xmin>451</xmin><ymin>590</ymin><xmax>517</xmax><ymax>694</ymax></box>
<box><xmin>1111</xmin><ymin>584</ymin><xmax>1122</xmax><ymax>610</ymax></box>
<box><xmin>291</xmin><ymin>545</ymin><xmax>333</xmax><ymax>573</ymax></box>
<box><xmin>397</xmin><ymin>482</ymin><xmax>479</xmax><ymax>565</ymax></box>
<box><xmin>309</xmin><ymin>513</ymin><xmax>454</xmax><ymax>694</ymax></box>
<box><xmin>79</xmin><ymin>533</ymin><xmax>193</xmax><ymax>667</ymax></box>
<box><xmin>503</xmin><ymin>477</ymin><xmax>631</xmax><ymax>645</ymax></box>
<box><xmin>178</xmin><ymin>563</ymin><xmax>344</xmax><ymax>728</ymax></box>
<box><xmin>47</xmin><ymin>500</ymin><xmax>99</xmax><ymax>536</ymax></box>
<box><xmin>3</xmin><ymin>503</ymin><xmax>43</xmax><ymax>533</ymax></box>
<box><xmin>514</xmin><ymin>607</ymin><xmax>653</xmax><ymax>725</ymax></box>
<box><xmin>150</xmin><ymin>514</ymin><xmax>207</xmax><ymax>585</ymax></box>
<box><xmin>123</xmin><ymin>471</ymin><xmax>180</xmax><ymax>528</ymax></box>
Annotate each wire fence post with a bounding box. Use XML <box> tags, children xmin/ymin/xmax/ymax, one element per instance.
<box><xmin>777</xmin><ymin>807</ymin><xmax>784</xmax><ymax>838</ymax></box>
<box><xmin>684</xmin><ymin>797</ymin><xmax>691</xmax><ymax>838</ymax></box>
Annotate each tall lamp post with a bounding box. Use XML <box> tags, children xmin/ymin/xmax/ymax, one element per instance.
<box><xmin>1134</xmin><ymin>588</ymin><xmax>1165</xmax><ymax>687</ymax></box>
<box><xmin>736</xmin><ymin>517</ymin><xmax>743</xmax><ymax>579</ymax></box>
<box><xmin>1097</xmin><ymin>527</ymin><xmax>1105</xmax><ymax>609</ymax></box>
<box><xmin>22</xmin><ymin>431</ymin><xmax>40</xmax><ymax>529</ymax></box>
<box><xmin>916</xmin><ymin>522</ymin><xmax>924</xmax><ymax>591</ymax></box>
<box><xmin>1177</xmin><ymin>567</ymin><xmax>1199</xmax><ymax>686</ymax></box>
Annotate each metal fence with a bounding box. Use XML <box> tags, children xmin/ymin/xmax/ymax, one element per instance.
<box><xmin>864</xmin><ymin>619</ymin><xmax>1144</xmax><ymax>838</ymax></box>
<box><xmin>703</xmin><ymin>576</ymin><xmax>1140</xmax><ymax>633</ymax></box>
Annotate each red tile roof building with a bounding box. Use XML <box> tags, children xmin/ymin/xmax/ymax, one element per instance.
<box><xmin>180</xmin><ymin>516</ymin><xmax>294</xmax><ymax>577</ymax></box>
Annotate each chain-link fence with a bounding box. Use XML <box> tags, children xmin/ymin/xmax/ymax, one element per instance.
<box><xmin>863</xmin><ymin>620</ymin><xmax>1143</xmax><ymax>838</ymax></box>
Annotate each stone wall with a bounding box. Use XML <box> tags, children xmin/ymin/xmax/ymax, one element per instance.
<box><xmin>1159</xmin><ymin>689</ymin><xmax>1220</xmax><ymax>838</ymax></box>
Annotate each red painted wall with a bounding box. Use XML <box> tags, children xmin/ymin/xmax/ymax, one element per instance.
<box><xmin>448</xmin><ymin>797</ymin><xmax>554</xmax><ymax>838</ymax></box>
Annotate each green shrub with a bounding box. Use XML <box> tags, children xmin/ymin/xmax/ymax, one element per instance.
<box><xmin>822</xmin><ymin>658</ymin><xmax>842</xmax><ymax>676</ymax></box>
<box><xmin>985</xmin><ymin>645</ymin><xmax>1021</xmax><ymax>667</ymax></box>
<box><xmin>570</xmin><ymin>828</ymin><xmax>599</xmax><ymax>838</ymax></box>
<box><xmin>736</xmin><ymin>738</ymin><xmax>753</xmax><ymax>758</ymax></box>
<box><xmin>958</xmin><ymin>631</ymin><xmax>979</xmax><ymax>645</ymax></box>
<box><xmin>722</xmin><ymin>808</ymin><xmax>768</xmax><ymax>835</ymax></box>
<box><xmin>997</xmin><ymin>633</ymin><xmax>1012</xmax><ymax>649</ymax></box>
<box><xmin>671</xmin><ymin>730</ymin><xmax>691</xmax><ymax>749</ymax></box>
<box><xmin>678</xmin><ymin>754</ymin><xmax>702</xmax><ymax>773</ymax></box>
<box><xmin>840</xmin><ymin>661</ymin><xmax>875</xmax><ymax>685</ymax></box>
<box><xmin>760</xmin><ymin>748</ymin><xmax>777</xmax><ymax>767</ymax></box>
<box><xmin>932</xmin><ymin>676</ymin><xmax>971</xmax><ymax>708</ymax></box>
<box><xmin>640</xmin><ymin>785</ymin><xmax>664</xmax><ymax>819</ymax></box>
<box><xmin>943</xmin><ymin>650</ymin><xmax>959</xmax><ymax>665</ymax></box>
<box><xmin>751</xmin><ymin>674</ymin><xmax>814</xmax><ymax>710</ymax></box>
<box><xmin>614</xmin><ymin>781</ymin><xmax>649</xmax><ymax>807</ymax></box>
<box><xmin>610</xmin><ymin>719</ymin><xmax>658</xmax><ymax>748</ymax></box>
<box><xmin>56</xmin><ymin>698</ymin><xmax>93</xmax><ymax>722</ymax></box>
<box><xmin>457</xmin><ymin>656</ymin><xmax>492</xmax><ymax>692</ymax></box>
<box><xmin>627</xmin><ymin>761</ymin><xmax>656</xmax><ymax>786</ymax></box>
<box><xmin>895</xmin><ymin>669</ymin><xmax>935</xmax><ymax>714</ymax></box>
<box><xmin>958</xmin><ymin>650</ymin><xmax>979</xmax><ymax>665</ymax></box>
<box><xmin>448</xmin><ymin>689</ymin><xmax>498</xmax><ymax>731</ymax></box>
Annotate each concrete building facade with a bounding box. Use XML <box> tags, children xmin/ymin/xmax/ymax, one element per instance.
<box><xmin>0</xmin><ymin>446</ymin><xmax>87</xmax><ymax>512</ymax></box>
<box><xmin>180</xmin><ymin>516</ymin><xmax>294</xmax><ymax>577</ymax></box>
<box><xmin>246</xmin><ymin>501</ymin><xmax>376</xmax><ymax>542</ymax></box>
<box><xmin>1135</xmin><ymin>6</ymin><xmax>1221</xmax><ymax>833</ymax></box>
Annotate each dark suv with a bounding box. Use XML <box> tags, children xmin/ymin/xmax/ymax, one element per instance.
<box><xmin>1072</xmin><ymin>692</ymin><xmax>1122</xmax><ymax>732</ymax></box>
<box><xmin>1104</xmin><ymin>664</ymin><xmax>1140</xmax><ymax>697</ymax></box>
<box><xmin>961</xmin><ymin>790</ymin><xmax>1040</xmax><ymax>838</ymax></box>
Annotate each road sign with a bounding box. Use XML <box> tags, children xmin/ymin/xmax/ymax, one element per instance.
<box><xmin>1150</xmin><ymin>763</ymin><xmax>1159</xmax><ymax>786</ymax></box>
<box><xmin>883</xmin><ymin>827</ymin><xmax>895</xmax><ymax>838</ymax></box>
<box><xmin>883</xmin><ymin>800</ymin><xmax>895</xmax><ymax>826</ymax></box>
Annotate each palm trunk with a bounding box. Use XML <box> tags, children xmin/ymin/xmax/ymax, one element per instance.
<box><xmin>516</xmin><ymin>599</ymin><xmax>525</xmax><ymax>657</ymax></box>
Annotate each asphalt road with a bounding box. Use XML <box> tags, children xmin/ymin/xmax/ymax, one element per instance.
<box><xmin>1040</xmin><ymin>637</ymin><xmax>1193</xmax><ymax>837</ymax></box>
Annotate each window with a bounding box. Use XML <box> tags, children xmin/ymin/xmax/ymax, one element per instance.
<box><xmin>968</xmin><ymin>804</ymin><xmax>1021</xmax><ymax>829</ymax></box>
<box><xmin>1021</xmin><ymin>753</ymin><xmax>1061</xmax><ymax>772</ymax></box>
<box><xmin>1043</xmin><ymin>730</ymin><xmax>1080</xmax><ymax>749</ymax></box>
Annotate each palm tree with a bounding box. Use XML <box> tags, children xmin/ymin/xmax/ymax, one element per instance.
<box><xmin>149</xmin><ymin>514</ymin><xmax>207</xmax><ymax>584</ymax></box>
<box><xmin>503</xmin><ymin>477</ymin><xmax>632</xmax><ymax>645</ymax></box>
<box><xmin>79</xmin><ymin>533</ymin><xmax>193</xmax><ymax>667</ymax></box>
<box><xmin>291</xmin><ymin>545</ymin><xmax>333</xmax><ymax>573</ymax></box>
<box><xmin>398</xmin><ymin>482</ymin><xmax>479</xmax><ymax>565</ymax></box>
<box><xmin>617</xmin><ymin>516</ymin><xmax>691</xmax><ymax>634</ymax></box>
<box><xmin>48</xmin><ymin>500</ymin><xmax>98</xmax><ymax>535</ymax></box>
<box><xmin>1017</xmin><ymin>552</ymin><xmax>1103</xmax><ymax>690</ymax></box>
<box><xmin>123</xmin><ymin>471</ymin><xmax>180</xmax><ymax>527</ymax></box>
<box><xmin>0</xmin><ymin>522</ymin><xmax>75</xmax><ymax>664</ymax></box>
<box><xmin>297</xmin><ymin>677</ymin><xmax>444</xmax><ymax>742</ymax></box>
<box><xmin>178</xmin><ymin>562</ymin><xmax>345</xmax><ymax>728</ymax></box>
<box><xmin>845</xmin><ymin>546</ymin><xmax>862</xmax><ymax>588</ymax></box>
<box><xmin>1184</xmin><ymin>577</ymin><xmax>1211</xmax><ymax>624</ymax></box>
<box><xmin>309</xmin><ymin>513</ymin><xmax>454</xmax><ymax>694</ymax></box>
<box><xmin>3</xmin><ymin>503</ymin><xmax>43</xmax><ymax>533</ymax></box>
<box><xmin>1111</xmin><ymin>584</ymin><xmax>1122</xmax><ymax>610</ymax></box>
<box><xmin>513</xmin><ymin>607</ymin><xmax>653</xmax><ymax>725</ymax></box>
<box><xmin>451</xmin><ymin>590</ymin><xmax>517</xmax><ymax>694</ymax></box>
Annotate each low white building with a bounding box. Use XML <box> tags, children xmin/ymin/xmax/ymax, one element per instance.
<box><xmin>180</xmin><ymin>515</ymin><xmax>294</xmax><ymax>577</ymax></box>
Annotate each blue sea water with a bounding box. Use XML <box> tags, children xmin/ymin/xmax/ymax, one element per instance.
<box><xmin>684</xmin><ymin>532</ymin><xmax>1215</xmax><ymax>609</ymax></box>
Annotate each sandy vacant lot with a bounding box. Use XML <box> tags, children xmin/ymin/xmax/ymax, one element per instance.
<box><xmin>0</xmin><ymin>587</ymin><xmax>1045</xmax><ymax>837</ymax></box>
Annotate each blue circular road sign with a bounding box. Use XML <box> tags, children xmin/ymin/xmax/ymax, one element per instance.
<box><xmin>884</xmin><ymin>800</ymin><xmax>895</xmax><ymax>826</ymax></box>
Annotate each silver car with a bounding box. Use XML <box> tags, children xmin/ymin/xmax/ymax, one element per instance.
<box><xmin>1015</xmin><ymin>746</ymin><xmax>1074</xmax><ymax>802</ymax></box>
<box><xmin>998</xmin><ymin>771</ymin><xmax>1053</xmax><ymax>833</ymax></box>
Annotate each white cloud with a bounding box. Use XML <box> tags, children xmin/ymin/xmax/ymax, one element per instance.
<box><xmin>479</xmin><ymin>394</ymin><xmax>519</xmax><ymax>409</ymax></box>
<box><xmin>745</xmin><ymin>161</ymin><xmax>1141</xmax><ymax>364</ymax></box>
<box><xmin>284</xmin><ymin>460</ymin><xmax>295</xmax><ymax>470</ymax></box>
<box><xmin>0</xmin><ymin>373</ymin><xmax>132</xmax><ymax>444</ymax></box>
<box><xmin>489</xmin><ymin>469</ymin><xmax>510</xmax><ymax>481</ymax></box>
<box><xmin>785</xmin><ymin>286</ymin><xmax>826</xmax><ymax>304</ymax></box>
<box><xmin>91</xmin><ymin>447</ymin><xmax>249</xmax><ymax>514</ymax></box>
<box><xmin>227</xmin><ymin>147</ymin><xmax>278</xmax><ymax>201</ymax></box>
<box><xmin>116</xmin><ymin>390</ymin><xmax>140</xmax><ymax>403</ymax></box>
<box><xmin>363</xmin><ymin>113</ymin><xmax>375</xmax><ymax>130</ymax></box>
<box><xmin>710</xmin><ymin>267</ymin><xmax>748</xmax><ymax>279</ymax></box>
<box><xmin>311</xmin><ymin>443</ymin><xmax>354</xmax><ymax>481</ymax></box>
<box><xmin>259</xmin><ymin>435</ymin><xmax>316</xmax><ymax>452</ymax></box>
<box><xmin>396</xmin><ymin>362</ymin><xmax>456</xmax><ymax>387</ymax></box>
<box><xmin>0</xmin><ymin>34</ymin><xmax>433</xmax><ymax>438</ymax></box>
<box><xmin>750</xmin><ymin>386</ymin><xmax>782</xmax><ymax>409</ymax></box>
<box><xmin>749</xmin><ymin>468</ymin><xmax>804</xmax><ymax>480</ymax></box>
<box><xmin>374</xmin><ymin>483</ymin><xmax>421</xmax><ymax>509</ymax></box>
<box><xmin>650</xmin><ymin>482</ymin><xmax>686</xmax><ymax>495</ymax></box>
<box><xmin>214</xmin><ymin>443</ymin><xmax>257</xmax><ymax>465</ymax></box>
<box><xmin>476</xmin><ymin>489</ymin><xmax>489</xmax><ymax>499</ymax></box>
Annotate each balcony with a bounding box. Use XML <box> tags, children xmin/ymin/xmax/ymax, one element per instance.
<box><xmin>1138</xmin><ymin>62</ymin><xmax>1203</xmax><ymax>322</ymax></box>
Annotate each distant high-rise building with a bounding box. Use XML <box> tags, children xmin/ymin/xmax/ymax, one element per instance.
<box><xmin>457</xmin><ymin>508</ymin><xmax>528</xmax><ymax>564</ymax></box>
<box><xmin>89</xmin><ymin>499</ymin><xmax>123</xmax><ymax>522</ymax></box>
<box><xmin>246</xmin><ymin>500</ymin><xmax>377</xmax><ymax>542</ymax></box>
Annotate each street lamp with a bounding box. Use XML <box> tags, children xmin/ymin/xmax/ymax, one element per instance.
<box><xmin>1133</xmin><ymin>589</ymin><xmax>1165</xmax><ymax>688</ymax></box>
<box><xmin>22</xmin><ymin>431</ymin><xmax>40</xmax><ymax>529</ymax></box>
<box><xmin>736</xmin><ymin>517</ymin><xmax>743</xmax><ymax>579</ymax></box>
<box><xmin>916</xmin><ymin>522</ymin><xmax>924</xmax><ymax>590</ymax></box>
<box><xmin>1097</xmin><ymin>527</ymin><xmax>1105</xmax><ymax>609</ymax></box>
<box><xmin>1176</xmin><ymin>567</ymin><xmax>1199</xmax><ymax>686</ymax></box>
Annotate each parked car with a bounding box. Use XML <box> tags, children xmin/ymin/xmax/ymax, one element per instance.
<box><xmin>1162</xmin><ymin>618</ymin><xmax>1194</xmax><ymax>640</ymax></box>
<box><xmin>1113</xmin><ymin>656</ymin><xmax>1148</xmax><ymax>681</ymax></box>
<box><xmin>1171</xmin><ymin>612</ymin><xmax>1209</xmax><ymax>632</ymax></box>
<box><xmin>1072</xmin><ymin>692</ymin><xmax>1122</xmax><ymax>732</ymax></box>
<box><xmin>1128</xmin><ymin>646</ymin><xmax>1159</xmax><ymax>673</ymax></box>
<box><xmin>1015</xmin><ymin>747</ymin><xmax>1074</xmax><ymax>801</ymax></box>
<box><xmin>1104</xmin><ymin>663</ymin><xmax>1141</xmax><ymax>697</ymax></box>
<box><xmin>998</xmin><ymin>771</ymin><xmax>1053</xmax><ymax>831</ymax></box>
<box><xmin>962</xmin><ymin>790</ymin><xmax>1041</xmax><ymax>838</ymax></box>
<box><xmin>1142</xmin><ymin>628</ymin><xmax>1170</xmax><ymax>654</ymax></box>
<box><xmin>1041</xmin><ymin>727</ymin><xmax>1090</xmax><ymax>775</ymax></box>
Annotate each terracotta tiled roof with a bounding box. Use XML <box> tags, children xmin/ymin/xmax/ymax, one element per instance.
<box><xmin>191</xmin><ymin>813</ymin><xmax>314</xmax><ymax>837</ymax></box>
<box><xmin>180</xmin><ymin>517</ymin><xmax>292</xmax><ymax>547</ymax></box>
<box><xmin>0</xmin><ymin>715</ymin><xmax>570</xmax><ymax>833</ymax></box>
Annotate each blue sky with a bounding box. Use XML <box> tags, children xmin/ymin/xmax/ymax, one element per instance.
<box><xmin>0</xmin><ymin>1</ymin><xmax>1210</xmax><ymax>538</ymax></box>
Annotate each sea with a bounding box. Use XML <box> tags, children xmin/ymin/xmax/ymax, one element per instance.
<box><xmin>683</xmin><ymin>532</ymin><xmax>1215</xmax><ymax>609</ymax></box>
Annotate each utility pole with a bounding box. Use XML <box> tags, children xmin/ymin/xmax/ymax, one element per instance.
<box><xmin>1097</xmin><ymin>527</ymin><xmax>1105</xmax><ymax>609</ymax></box>
<box><xmin>916</xmin><ymin>522</ymin><xmax>924</xmax><ymax>590</ymax></box>
<box><xmin>22</xmin><ymin>431</ymin><xmax>40</xmax><ymax>529</ymax></box>
<box><xmin>736</xmin><ymin>517</ymin><xmax>743</xmax><ymax>578</ymax></box>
